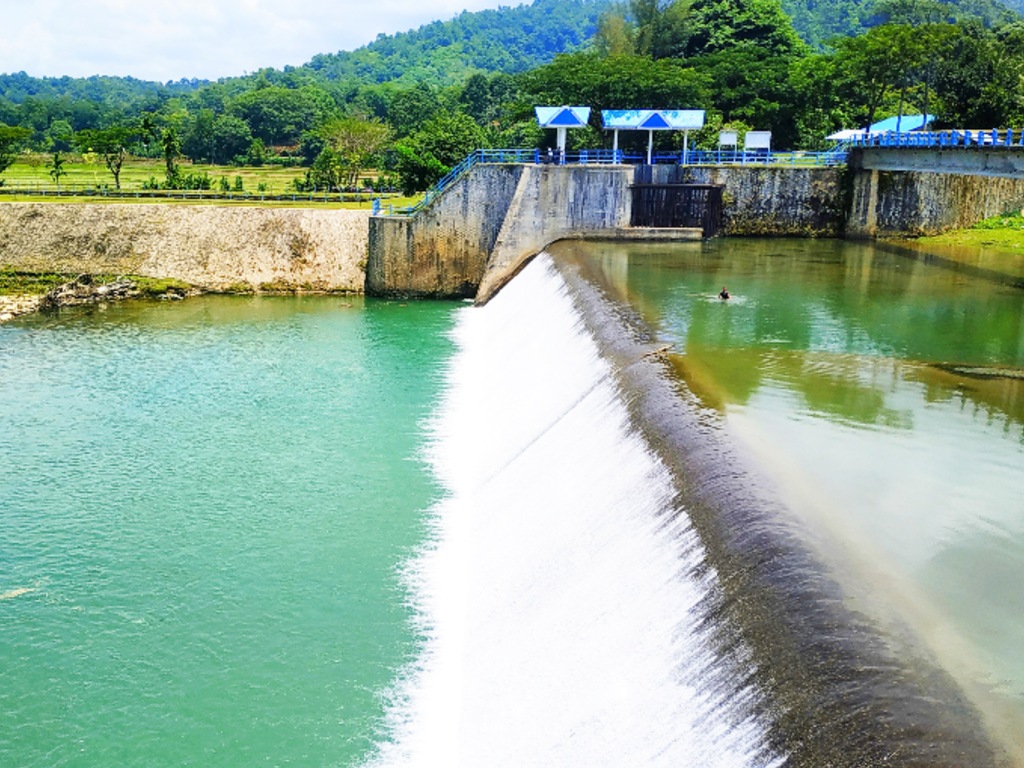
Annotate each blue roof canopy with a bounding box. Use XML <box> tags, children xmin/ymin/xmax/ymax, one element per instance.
<box><xmin>868</xmin><ymin>114</ymin><xmax>935</xmax><ymax>133</ymax></box>
<box><xmin>601</xmin><ymin>109</ymin><xmax>705</xmax><ymax>131</ymax></box>
<box><xmin>535</xmin><ymin>106</ymin><xmax>591</xmax><ymax>128</ymax></box>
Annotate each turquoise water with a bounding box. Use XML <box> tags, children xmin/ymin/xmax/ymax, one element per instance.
<box><xmin>552</xmin><ymin>238</ymin><xmax>1024</xmax><ymax>761</ymax></box>
<box><xmin>0</xmin><ymin>296</ymin><xmax>456</xmax><ymax>767</ymax></box>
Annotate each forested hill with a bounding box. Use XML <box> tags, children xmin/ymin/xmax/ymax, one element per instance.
<box><xmin>783</xmin><ymin>0</ymin><xmax>1020</xmax><ymax>46</ymax></box>
<box><xmin>1</xmin><ymin>0</ymin><xmax>1020</xmax><ymax>103</ymax></box>
<box><xmin>300</xmin><ymin>0</ymin><xmax>610</xmax><ymax>85</ymax></box>
<box><xmin>0</xmin><ymin>0</ymin><xmax>607</xmax><ymax>105</ymax></box>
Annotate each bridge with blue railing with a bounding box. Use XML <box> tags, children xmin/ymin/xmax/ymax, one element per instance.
<box><xmin>849</xmin><ymin>128</ymin><xmax>1023</xmax><ymax>148</ymax></box>
<box><xmin>371</xmin><ymin>146</ymin><xmax>848</xmax><ymax>217</ymax></box>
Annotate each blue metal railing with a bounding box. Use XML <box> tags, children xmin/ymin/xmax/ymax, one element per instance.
<box><xmin>372</xmin><ymin>146</ymin><xmax>848</xmax><ymax>217</ymax></box>
<box><xmin>849</xmin><ymin>128</ymin><xmax>1021</xmax><ymax>148</ymax></box>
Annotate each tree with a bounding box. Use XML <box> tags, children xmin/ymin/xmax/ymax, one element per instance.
<box><xmin>229</xmin><ymin>85</ymin><xmax>334</xmax><ymax>145</ymax></box>
<box><xmin>161</xmin><ymin>128</ymin><xmax>182</xmax><ymax>186</ymax></box>
<box><xmin>934</xmin><ymin>21</ymin><xmax>1024</xmax><ymax>127</ymax></box>
<box><xmin>459</xmin><ymin>74</ymin><xmax>492</xmax><ymax>123</ymax></box>
<box><xmin>594</xmin><ymin>8</ymin><xmax>636</xmax><ymax>56</ymax></box>
<box><xmin>632</xmin><ymin>0</ymin><xmax>691</xmax><ymax>59</ymax></box>
<box><xmin>75</xmin><ymin>125</ymin><xmax>137</xmax><ymax>189</ymax></box>
<box><xmin>685</xmin><ymin>0</ymin><xmax>805</xmax><ymax>58</ymax></box>
<box><xmin>211</xmin><ymin>115</ymin><xmax>254</xmax><ymax>164</ymax></box>
<box><xmin>307</xmin><ymin>147</ymin><xmax>343</xmax><ymax>191</ymax></box>
<box><xmin>318</xmin><ymin>115</ymin><xmax>391</xmax><ymax>189</ymax></box>
<box><xmin>393</xmin><ymin>111</ymin><xmax>485</xmax><ymax>194</ymax></box>
<box><xmin>520</xmin><ymin>52</ymin><xmax>710</xmax><ymax>115</ymax></box>
<box><xmin>831</xmin><ymin>23</ymin><xmax>927</xmax><ymax>128</ymax></box>
<box><xmin>182</xmin><ymin>109</ymin><xmax>216</xmax><ymax>162</ymax></box>
<box><xmin>387</xmin><ymin>83</ymin><xmax>448</xmax><ymax>138</ymax></box>
<box><xmin>47</xmin><ymin>151</ymin><xmax>67</xmax><ymax>192</ymax></box>
<box><xmin>46</xmin><ymin>119</ymin><xmax>74</xmax><ymax>152</ymax></box>
<box><xmin>0</xmin><ymin>123</ymin><xmax>31</xmax><ymax>184</ymax></box>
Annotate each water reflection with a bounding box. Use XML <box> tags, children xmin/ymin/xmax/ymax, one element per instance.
<box><xmin>551</xmin><ymin>237</ymin><xmax>1024</xmax><ymax>762</ymax></box>
<box><xmin>564</xmin><ymin>238</ymin><xmax>1024</xmax><ymax>429</ymax></box>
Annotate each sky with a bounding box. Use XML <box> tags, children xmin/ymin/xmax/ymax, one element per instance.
<box><xmin>1</xmin><ymin>0</ymin><xmax>517</xmax><ymax>82</ymax></box>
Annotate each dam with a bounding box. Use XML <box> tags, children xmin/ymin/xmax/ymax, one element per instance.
<box><xmin>2</xmin><ymin>149</ymin><xmax>1023</xmax><ymax>766</ymax></box>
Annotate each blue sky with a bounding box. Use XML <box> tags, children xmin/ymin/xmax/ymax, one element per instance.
<box><xmin>2</xmin><ymin>0</ymin><xmax>515</xmax><ymax>82</ymax></box>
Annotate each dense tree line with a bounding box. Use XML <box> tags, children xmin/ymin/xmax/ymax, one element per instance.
<box><xmin>3</xmin><ymin>0</ymin><xmax>1024</xmax><ymax>194</ymax></box>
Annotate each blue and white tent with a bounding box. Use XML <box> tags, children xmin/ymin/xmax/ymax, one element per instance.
<box><xmin>601</xmin><ymin>109</ymin><xmax>706</xmax><ymax>163</ymax></box>
<box><xmin>827</xmin><ymin>114</ymin><xmax>935</xmax><ymax>141</ymax></box>
<box><xmin>535</xmin><ymin>106</ymin><xmax>592</xmax><ymax>155</ymax></box>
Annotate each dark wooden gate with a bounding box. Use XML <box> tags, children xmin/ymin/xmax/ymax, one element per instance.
<box><xmin>630</xmin><ymin>183</ymin><xmax>723</xmax><ymax>237</ymax></box>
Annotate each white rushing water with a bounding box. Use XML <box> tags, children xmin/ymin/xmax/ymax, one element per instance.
<box><xmin>366</xmin><ymin>254</ymin><xmax>780</xmax><ymax>768</ymax></box>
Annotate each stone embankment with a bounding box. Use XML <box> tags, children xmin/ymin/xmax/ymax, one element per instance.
<box><xmin>0</xmin><ymin>203</ymin><xmax>370</xmax><ymax>292</ymax></box>
<box><xmin>0</xmin><ymin>274</ymin><xmax>194</xmax><ymax>323</ymax></box>
<box><xmin>0</xmin><ymin>295</ymin><xmax>43</xmax><ymax>322</ymax></box>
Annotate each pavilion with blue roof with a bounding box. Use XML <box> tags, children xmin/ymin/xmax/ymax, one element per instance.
<box><xmin>535</xmin><ymin>106</ymin><xmax>592</xmax><ymax>159</ymax></box>
<box><xmin>602</xmin><ymin>109</ymin><xmax>705</xmax><ymax>163</ymax></box>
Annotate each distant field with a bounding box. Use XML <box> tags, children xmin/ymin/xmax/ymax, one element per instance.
<box><xmin>1</xmin><ymin>154</ymin><xmax>397</xmax><ymax>194</ymax></box>
<box><xmin>0</xmin><ymin>155</ymin><xmax>422</xmax><ymax>208</ymax></box>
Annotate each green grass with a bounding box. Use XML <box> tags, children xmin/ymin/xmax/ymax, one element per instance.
<box><xmin>133</xmin><ymin>277</ymin><xmax>193</xmax><ymax>296</ymax></box>
<box><xmin>920</xmin><ymin>211</ymin><xmax>1024</xmax><ymax>249</ymax></box>
<box><xmin>0</xmin><ymin>154</ymin><xmax>419</xmax><ymax>204</ymax></box>
<box><xmin>0</xmin><ymin>269</ymin><xmax>77</xmax><ymax>295</ymax></box>
<box><xmin>2</xmin><ymin>155</ymin><xmax>305</xmax><ymax>193</ymax></box>
<box><xmin>0</xmin><ymin>193</ymin><xmax>384</xmax><ymax>209</ymax></box>
<box><xmin>0</xmin><ymin>155</ymin><xmax>424</xmax><ymax>209</ymax></box>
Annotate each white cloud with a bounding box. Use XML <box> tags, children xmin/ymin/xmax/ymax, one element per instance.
<box><xmin>0</xmin><ymin>0</ymin><xmax>519</xmax><ymax>82</ymax></box>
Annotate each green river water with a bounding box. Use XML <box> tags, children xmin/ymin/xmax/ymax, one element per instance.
<box><xmin>0</xmin><ymin>296</ymin><xmax>457</xmax><ymax>767</ymax></box>
<box><xmin>2</xmin><ymin>236</ymin><xmax>1023</xmax><ymax>766</ymax></box>
<box><xmin>553</xmin><ymin>237</ymin><xmax>1024</xmax><ymax>760</ymax></box>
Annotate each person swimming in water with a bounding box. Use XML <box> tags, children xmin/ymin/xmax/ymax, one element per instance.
<box><xmin>719</xmin><ymin>286</ymin><xmax>730</xmax><ymax>300</ymax></box>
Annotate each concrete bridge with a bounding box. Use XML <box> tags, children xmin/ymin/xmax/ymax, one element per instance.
<box><xmin>367</xmin><ymin>146</ymin><xmax>1024</xmax><ymax>301</ymax></box>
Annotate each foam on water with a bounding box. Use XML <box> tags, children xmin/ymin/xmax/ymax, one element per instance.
<box><xmin>366</xmin><ymin>255</ymin><xmax>780</xmax><ymax>767</ymax></box>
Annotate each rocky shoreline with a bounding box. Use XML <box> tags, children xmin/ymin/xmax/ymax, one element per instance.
<box><xmin>0</xmin><ymin>294</ymin><xmax>44</xmax><ymax>322</ymax></box>
<box><xmin>0</xmin><ymin>275</ymin><xmax>192</xmax><ymax>324</ymax></box>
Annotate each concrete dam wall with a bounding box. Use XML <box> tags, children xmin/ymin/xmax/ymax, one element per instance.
<box><xmin>367</xmin><ymin>163</ymin><xmax>846</xmax><ymax>300</ymax></box>
<box><xmin>6</xmin><ymin>148</ymin><xmax>1022</xmax><ymax>300</ymax></box>
<box><xmin>648</xmin><ymin>164</ymin><xmax>846</xmax><ymax>237</ymax></box>
<box><xmin>366</xmin><ymin>164</ymin><xmax>635</xmax><ymax>300</ymax></box>
<box><xmin>0</xmin><ymin>203</ymin><xmax>370</xmax><ymax>292</ymax></box>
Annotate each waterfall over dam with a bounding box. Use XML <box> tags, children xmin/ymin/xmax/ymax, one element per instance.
<box><xmin>364</xmin><ymin>253</ymin><xmax>1004</xmax><ymax>767</ymax></box>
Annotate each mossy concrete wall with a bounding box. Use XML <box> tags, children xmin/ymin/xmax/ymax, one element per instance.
<box><xmin>847</xmin><ymin>149</ymin><xmax>1024</xmax><ymax>237</ymax></box>
<box><xmin>647</xmin><ymin>165</ymin><xmax>846</xmax><ymax>237</ymax></box>
<box><xmin>366</xmin><ymin>164</ymin><xmax>526</xmax><ymax>298</ymax></box>
<box><xmin>476</xmin><ymin>164</ymin><xmax>634</xmax><ymax>301</ymax></box>
<box><xmin>0</xmin><ymin>203</ymin><xmax>370</xmax><ymax>291</ymax></box>
<box><xmin>366</xmin><ymin>163</ymin><xmax>634</xmax><ymax>300</ymax></box>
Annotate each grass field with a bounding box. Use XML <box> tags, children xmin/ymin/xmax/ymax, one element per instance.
<box><xmin>2</xmin><ymin>155</ymin><xmax>312</xmax><ymax>193</ymax></box>
<box><xmin>0</xmin><ymin>155</ymin><xmax>421</xmax><ymax>208</ymax></box>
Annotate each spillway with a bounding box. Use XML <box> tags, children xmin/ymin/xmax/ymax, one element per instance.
<box><xmin>364</xmin><ymin>252</ymin><xmax>1003</xmax><ymax>768</ymax></box>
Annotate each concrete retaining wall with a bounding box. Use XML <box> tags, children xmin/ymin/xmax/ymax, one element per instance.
<box><xmin>8</xmin><ymin>150</ymin><xmax>1023</xmax><ymax>300</ymax></box>
<box><xmin>856</xmin><ymin>146</ymin><xmax>1024</xmax><ymax>178</ymax></box>
<box><xmin>848</xmin><ymin>148</ymin><xmax>1024</xmax><ymax>237</ymax></box>
<box><xmin>0</xmin><ymin>203</ymin><xmax>370</xmax><ymax>291</ymax></box>
<box><xmin>366</xmin><ymin>164</ymin><xmax>525</xmax><ymax>298</ymax></box>
<box><xmin>369</xmin><ymin>163</ymin><xmax>846</xmax><ymax>300</ymax></box>
<box><xmin>646</xmin><ymin>165</ymin><xmax>846</xmax><ymax>237</ymax></box>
